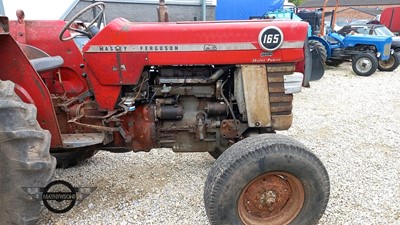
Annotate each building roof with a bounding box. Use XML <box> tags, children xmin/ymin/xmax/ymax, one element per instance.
<box><xmin>299</xmin><ymin>0</ymin><xmax>399</xmax><ymax>8</ymax></box>
<box><xmin>348</xmin><ymin>7</ymin><xmax>383</xmax><ymax>16</ymax></box>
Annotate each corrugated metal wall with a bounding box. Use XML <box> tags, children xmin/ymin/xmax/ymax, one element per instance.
<box><xmin>64</xmin><ymin>0</ymin><xmax>216</xmax><ymax>22</ymax></box>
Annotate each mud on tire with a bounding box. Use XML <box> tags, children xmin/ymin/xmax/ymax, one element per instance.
<box><xmin>204</xmin><ymin>134</ymin><xmax>330</xmax><ymax>225</ymax></box>
<box><xmin>0</xmin><ymin>80</ymin><xmax>56</xmax><ymax>225</ymax></box>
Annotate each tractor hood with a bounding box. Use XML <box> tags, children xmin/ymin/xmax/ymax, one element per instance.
<box><xmin>391</xmin><ymin>36</ymin><xmax>400</xmax><ymax>49</ymax></box>
<box><xmin>343</xmin><ymin>35</ymin><xmax>392</xmax><ymax>60</ymax></box>
<box><xmin>82</xmin><ymin>18</ymin><xmax>309</xmax><ymax>66</ymax></box>
<box><xmin>343</xmin><ymin>35</ymin><xmax>392</xmax><ymax>47</ymax></box>
<box><xmin>81</xmin><ymin>18</ymin><xmax>310</xmax><ymax>110</ymax></box>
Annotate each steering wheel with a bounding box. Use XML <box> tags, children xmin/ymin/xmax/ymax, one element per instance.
<box><xmin>59</xmin><ymin>2</ymin><xmax>105</xmax><ymax>42</ymax></box>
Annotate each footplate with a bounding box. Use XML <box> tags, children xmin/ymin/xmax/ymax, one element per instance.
<box><xmin>61</xmin><ymin>133</ymin><xmax>104</xmax><ymax>148</ymax></box>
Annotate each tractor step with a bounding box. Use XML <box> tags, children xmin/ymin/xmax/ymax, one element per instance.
<box><xmin>61</xmin><ymin>133</ymin><xmax>104</xmax><ymax>148</ymax></box>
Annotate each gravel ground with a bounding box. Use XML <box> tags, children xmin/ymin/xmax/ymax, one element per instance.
<box><xmin>38</xmin><ymin>63</ymin><xmax>400</xmax><ymax>225</ymax></box>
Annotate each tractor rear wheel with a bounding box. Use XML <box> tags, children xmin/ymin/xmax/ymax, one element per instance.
<box><xmin>204</xmin><ymin>134</ymin><xmax>330</xmax><ymax>225</ymax></box>
<box><xmin>0</xmin><ymin>80</ymin><xmax>56</xmax><ymax>225</ymax></box>
<box><xmin>352</xmin><ymin>53</ymin><xmax>378</xmax><ymax>76</ymax></box>
<box><xmin>309</xmin><ymin>40</ymin><xmax>327</xmax><ymax>63</ymax></box>
<box><xmin>378</xmin><ymin>53</ymin><xmax>399</xmax><ymax>71</ymax></box>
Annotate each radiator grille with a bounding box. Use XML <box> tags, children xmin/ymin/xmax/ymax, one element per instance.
<box><xmin>267</xmin><ymin>64</ymin><xmax>295</xmax><ymax>116</ymax></box>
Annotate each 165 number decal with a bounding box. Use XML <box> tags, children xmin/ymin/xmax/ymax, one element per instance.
<box><xmin>263</xmin><ymin>34</ymin><xmax>280</xmax><ymax>44</ymax></box>
<box><xmin>258</xmin><ymin>26</ymin><xmax>284</xmax><ymax>51</ymax></box>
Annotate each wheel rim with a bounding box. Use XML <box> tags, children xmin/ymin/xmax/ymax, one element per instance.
<box><xmin>379</xmin><ymin>55</ymin><xmax>395</xmax><ymax>69</ymax></box>
<box><xmin>356</xmin><ymin>57</ymin><xmax>373</xmax><ymax>73</ymax></box>
<box><xmin>238</xmin><ymin>172</ymin><xmax>304</xmax><ymax>225</ymax></box>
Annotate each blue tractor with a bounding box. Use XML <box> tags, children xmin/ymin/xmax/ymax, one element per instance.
<box><xmin>260</xmin><ymin>0</ymin><xmax>396</xmax><ymax>76</ymax></box>
<box><xmin>309</xmin><ymin>32</ymin><xmax>393</xmax><ymax>76</ymax></box>
<box><xmin>299</xmin><ymin>0</ymin><xmax>397</xmax><ymax>76</ymax></box>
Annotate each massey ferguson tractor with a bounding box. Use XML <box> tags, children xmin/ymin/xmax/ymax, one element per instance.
<box><xmin>0</xmin><ymin>2</ymin><xmax>329</xmax><ymax>225</ymax></box>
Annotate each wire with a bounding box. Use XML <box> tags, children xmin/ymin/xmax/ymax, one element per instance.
<box><xmin>221</xmin><ymin>77</ymin><xmax>239</xmax><ymax>131</ymax></box>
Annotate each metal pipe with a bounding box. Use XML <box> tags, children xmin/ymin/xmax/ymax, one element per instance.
<box><xmin>158</xmin><ymin>68</ymin><xmax>226</xmax><ymax>84</ymax></box>
<box><xmin>0</xmin><ymin>0</ymin><xmax>5</xmax><ymax>16</ymax></box>
<box><xmin>202</xmin><ymin>0</ymin><xmax>206</xmax><ymax>21</ymax></box>
<box><xmin>206</xmin><ymin>68</ymin><xmax>225</xmax><ymax>83</ymax></box>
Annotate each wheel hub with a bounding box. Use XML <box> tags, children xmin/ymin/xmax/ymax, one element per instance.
<box><xmin>356</xmin><ymin>58</ymin><xmax>373</xmax><ymax>73</ymax></box>
<box><xmin>238</xmin><ymin>172</ymin><xmax>304</xmax><ymax>225</ymax></box>
<box><xmin>260</xmin><ymin>190</ymin><xmax>277</xmax><ymax>208</ymax></box>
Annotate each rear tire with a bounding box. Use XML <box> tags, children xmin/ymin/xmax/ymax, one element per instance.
<box><xmin>378</xmin><ymin>53</ymin><xmax>399</xmax><ymax>71</ymax></box>
<box><xmin>204</xmin><ymin>134</ymin><xmax>330</xmax><ymax>225</ymax></box>
<box><xmin>0</xmin><ymin>80</ymin><xmax>56</xmax><ymax>225</ymax></box>
<box><xmin>309</xmin><ymin>40</ymin><xmax>327</xmax><ymax>63</ymax></box>
<box><xmin>352</xmin><ymin>53</ymin><xmax>378</xmax><ymax>76</ymax></box>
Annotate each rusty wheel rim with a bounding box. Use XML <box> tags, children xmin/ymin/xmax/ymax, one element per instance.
<box><xmin>379</xmin><ymin>55</ymin><xmax>395</xmax><ymax>69</ymax></box>
<box><xmin>238</xmin><ymin>172</ymin><xmax>304</xmax><ymax>225</ymax></box>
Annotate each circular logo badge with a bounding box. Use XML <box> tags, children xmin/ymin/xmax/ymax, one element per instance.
<box><xmin>42</xmin><ymin>180</ymin><xmax>77</xmax><ymax>213</ymax></box>
<box><xmin>258</xmin><ymin>26</ymin><xmax>284</xmax><ymax>51</ymax></box>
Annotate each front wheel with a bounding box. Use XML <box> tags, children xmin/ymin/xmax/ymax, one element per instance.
<box><xmin>352</xmin><ymin>53</ymin><xmax>378</xmax><ymax>76</ymax></box>
<box><xmin>204</xmin><ymin>134</ymin><xmax>330</xmax><ymax>225</ymax></box>
<box><xmin>378</xmin><ymin>53</ymin><xmax>399</xmax><ymax>71</ymax></box>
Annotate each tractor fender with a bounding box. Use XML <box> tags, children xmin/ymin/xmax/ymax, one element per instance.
<box><xmin>308</xmin><ymin>36</ymin><xmax>332</xmax><ymax>58</ymax></box>
<box><xmin>0</xmin><ymin>20</ymin><xmax>63</xmax><ymax>148</ymax></box>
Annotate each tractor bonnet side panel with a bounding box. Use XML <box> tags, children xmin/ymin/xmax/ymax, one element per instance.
<box><xmin>343</xmin><ymin>35</ymin><xmax>392</xmax><ymax>60</ymax></box>
<box><xmin>83</xmin><ymin>19</ymin><xmax>308</xmax><ymax>110</ymax></box>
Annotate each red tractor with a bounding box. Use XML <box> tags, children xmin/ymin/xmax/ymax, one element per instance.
<box><xmin>0</xmin><ymin>2</ymin><xmax>329</xmax><ymax>225</ymax></box>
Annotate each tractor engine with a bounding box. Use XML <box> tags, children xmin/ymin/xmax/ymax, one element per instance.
<box><xmin>99</xmin><ymin>63</ymin><xmax>298</xmax><ymax>154</ymax></box>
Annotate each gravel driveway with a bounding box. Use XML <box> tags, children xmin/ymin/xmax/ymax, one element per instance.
<box><xmin>38</xmin><ymin>63</ymin><xmax>400</xmax><ymax>225</ymax></box>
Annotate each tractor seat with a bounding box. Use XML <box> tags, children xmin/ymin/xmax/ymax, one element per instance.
<box><xmin>324</xmin><ymin>36</ymin><xmax>339</xmax><ymax>45</ymax></box>
<box><xmin>30</xmin><ymin>56</ymin><xmax>64</xmax><ymax>73</ymax></box>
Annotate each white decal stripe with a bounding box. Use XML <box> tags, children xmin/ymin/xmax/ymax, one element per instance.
<box><xmin>86</xmin><ymin>41</ymin><xmax>304</xmax><ymax>52</ymax></box>
<box><xmin>281</xmin><ymin>41</ymin><xmax>304</xmax><ymax>49</ymax></box>
<box><xmin>86</xmin><ymin>43</ymin><xmax>256</xmax><ymax>52</ymax></box>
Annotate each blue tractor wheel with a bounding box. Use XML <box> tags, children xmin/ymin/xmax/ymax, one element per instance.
<box><xmin>352</xmin><ymin>53</ymin><xmax>378</xmax><ymax>76</ymax></box>
<box><xmin>378</xmin><ymin>53</ymin><xmax>399</xmax><ymax>72</ymax></box>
